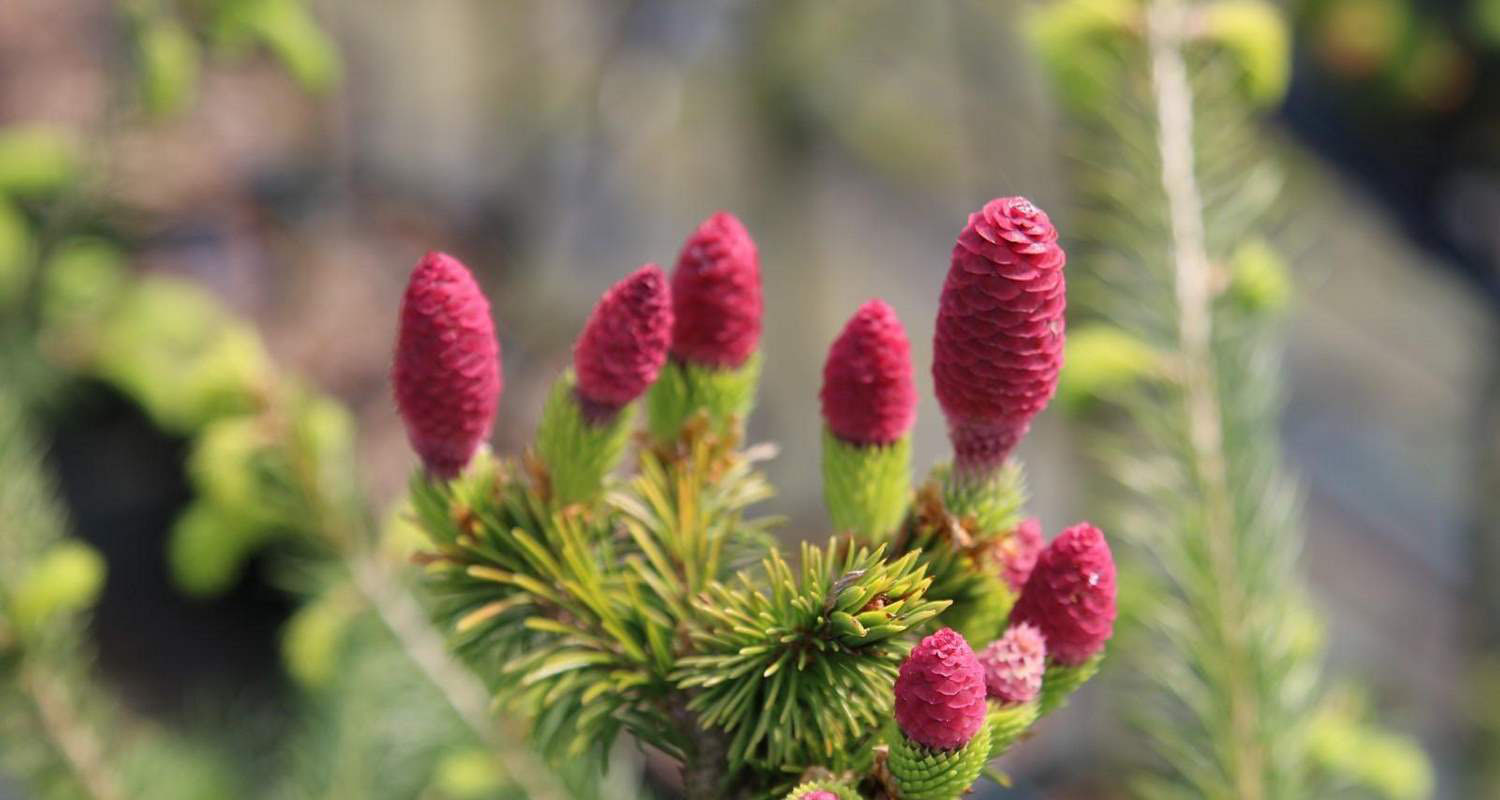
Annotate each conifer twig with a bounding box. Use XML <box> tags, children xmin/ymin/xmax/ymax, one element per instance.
<box><xmin>348</xmin><ymin>554</ymin><xmax>575</xmax><ymax>800</ymax></box>
<box><xmin>1147</xmin><ymin>3</ymin><xmax>1264</xmax><ymax>795</ymax></box>
<box><xmin>21</xmin><ymin>665</ymin><xmax>125</xmax><ymax>800</ymax></box>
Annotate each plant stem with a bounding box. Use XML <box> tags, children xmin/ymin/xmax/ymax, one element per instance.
<box><xmin>349</xmin><ymin>555</ymin><xmax>575</xmax><ymax>800</ymax></box>
<box><xmin>1146</xmin><ymin>3</ymin><xmax>1266</xmax><ymax>798</ymax></box>
<box><xmin>23</xmin><ymin>665</ymin><xmax>125</xmax><ymax>800</ymax></box>
<box><xmin>669</xmin><ymin>692</ymin><xmax>736</xmax><ymax>800</ymax></box>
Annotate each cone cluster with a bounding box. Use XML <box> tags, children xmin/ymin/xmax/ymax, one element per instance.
<box><xmin>392</xmin><ymin>251</ymin><xmax>502</xmax><ymax>478</ymax></box>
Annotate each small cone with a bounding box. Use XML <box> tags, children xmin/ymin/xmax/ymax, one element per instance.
<box><xmin>392</xmin><ymin>251</ymin><xmax>501</xmax><ymax>479</ymax></box>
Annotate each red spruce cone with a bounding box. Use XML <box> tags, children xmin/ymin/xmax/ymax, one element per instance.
<box><xmin>996</xmin><ymin>517</ymin><xmax>1045</xmax><ymax>593</ymax></box>
<box><xmin>977</xmin><ymin>622</ymin><xmax>1046</xmax><ymax>705</ymax></box>
<box><xmin>820</xmin><ymin>299</ymin><xmax>916</xmax><ymax>446</ymax></box>
<box><xmin>393</xmin><ymin>251</ymin><xmax>502</xmax><ymax>479</ymax></box>
<box><xmin>1010</xmin><ymin>523</ymin><xmax>1116</xmax><ymax>666</ymax></box>
<box><xmin>574</xmin><ymin>263</ymin><xmax>673</xmax><ymax>418</ymax></box>
<box><xmin>893</xmin><ymin>628</ymin><xmax>988</xmax><ymax>750</ymax></box>
<box><xmin>669</xmin><ymin>211</ymin><xmax>762</xmax><ymax>368</ymax></box>
<box><xmin>932</xmin><ymin>196</ymin><xmax>1066</xmax><ymax>475</ymax></box>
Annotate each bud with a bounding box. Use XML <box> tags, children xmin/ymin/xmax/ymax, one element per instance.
<box><xmin>978</xmin><ymin>622</ymin><xmax>1046</xmax><ymax>705</ymax></box>
<box><xmin>820</xmin><ymin>299</ymin><xmax>916</xmax><ymax>446</ymax></box>
<box><xmin>1011</xmin><ymin>522</ymin><xmax>1116</xmax><ymax>666</ymax></box>
<box><xmin>393</xmin><ymin>251</ymin><xmax>502</xmax><ymax>478</ymax></box>
<box><xmin>573</xmin><ymin>263</ymin><xmax>673</xmax><ymax>419</ymax></box>
<box><xmin>893</xmin><ymin>628</ymin><xmax>988</xmax><ymax>750</ymax></box>
<box><xmin>932</xmin><ymin>196</ymin><xmax>1066</xmax><ymax>477</ymax></box>
<box><xmin>997</xmin><ymin>517</ymin><xmax>1045</xmax><ymax>593</ymax></box>
<box><xmin>669</xmin><ymin>211</ymin><xmax>762</xmax><ymax>368</ymax></box>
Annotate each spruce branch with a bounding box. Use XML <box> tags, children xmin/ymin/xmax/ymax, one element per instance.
<box><xmin>20</xmin><ymin>666</ymin><xmax>125</xmax><ymax>800</ymax></box>
<box><xmin>1025</xmin><ymin>0</ymin><xmax>1407</xmax><ymax>795</ymax></box>
<box><xmin>671</xmin><ymin>540</ymin><xmax>948</xmax><ymax>772</ymax></box>
<box><xmin>1146</xmin><ymin>4</ymin><xmax>1267</xmax><ymax>795</ymax></box>
<box><xmin>347</xmin><ymin>555</ymin><xmax>576</xmax><ymax>800</ymax></box>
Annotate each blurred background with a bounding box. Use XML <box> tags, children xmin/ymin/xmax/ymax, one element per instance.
<box><xmin>0</xmin><ymin>0</ymin><xmax>1498</xmax><ymax>798</ymax></box>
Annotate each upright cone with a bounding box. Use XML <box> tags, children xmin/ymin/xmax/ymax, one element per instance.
<box><xmin>392</xmin><ymin>251</ymin><xmax>501</xmax><ymax>479</ymax></box>
<box><xmin>538</xmin><ymin>264</ymin><xmax>672</xmax><ymax>506</ymax></box>
<box><xmin>820</xmin><ymin>299</ymin><xmax>916</xmax><ymax>539</ymax></box>
<box><xmin>932</xmin><ymin>196</ymin><xmax>1066</xmax><ymax>479</ymax></box>
<box><xmin>573</xmin><ymin>263</ymin><xmax>673</xmax><ymax>418</ymax></box>
<box><xmin>1011</xmin><ymin>522</ymin><xmax>1117</xmax><ymax>666</ymax></box>
<box><xmin>647</xmin><ymin>211</ymin><xmax>765</xmax><ymax>442</ymax></box>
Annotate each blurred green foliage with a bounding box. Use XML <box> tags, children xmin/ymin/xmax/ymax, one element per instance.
<box><xmin>93</xmin><ymin>278</ymin><xmax>271</xmax><ymax>432</ymax></box>
<box><xmin>1227</xmin><ymin>238</ymin><xmax>1292</xmax><ymax>314</ymax></box>
<box><xmin>9</xmin><ymin>542</ymin><xmax>106</xmax><ymax>641</ymax></box>
<box><xmin>1308</xmin><ymin>688</ymin><xmax>1435</xmax><ymax>800</ymax></box>
<box><xmin>1056</xmin><ymin>326</ymin><xmax>1163</xmax><ymax>413</ymax></box>
<box><xmin>0</xmin><ymin>126</ymin><xmax>79</xmax><ymax>198</ymax></box>
<box><xmin>125</xmin><ymin>0</ymin><xmax>341</xmax><ymax>118</ymax></box>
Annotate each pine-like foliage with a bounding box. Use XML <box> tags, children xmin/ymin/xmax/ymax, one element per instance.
<box><xmin>0</xmin><ymin>389</ymin><xmax>241</xmax><ymax>800</ymax></box>
<box><xmin>1031</xmin><ymin>0</ymin><xmax>1428</xmax><ymax>797</ymax></box>
<box><xmin>673</xmin><ymin>541</ymin><xmax>947</xmax><ymax>770</ymax></box>
<box><xmin>403</xmin><ymin>216</ymin><xmax>1117</xmax><ymax>800</ymax></box>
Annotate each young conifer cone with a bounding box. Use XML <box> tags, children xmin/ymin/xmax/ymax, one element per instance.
<box><xmin>537</xmin><ymin>264</ymin><xmax>672</xmax><ymax>506</ymax></box>
<box><xmin>669</xmin><ymin>211</ymin><xmax>762</xmax><ymax>369</ymax></box>
<box><xmin>978</xmin><ymin>622</ymin><xmax>1047</xmax><ymax>758</ymax></box>
<box><xmin>933</xmin><ymin>196</ymin><xmax>1066</xmax><ymax>478</ymax></box>
<box><xmin>1011</xmin><ymin>523</ymin><xmax>1117</xmax><ymax>666</ymax></box>
<box><xmin>893</xmin><ymin>628</ymin><xmax>988</xmax><ymax>750</ymax></box>
<box><xmin>978</xmin><ymin>622</ymin><xmax>1046</xmax><ymax>706</ymax></box>
<box><xmin>573</xmin><ymin>263</ymin><xmax>673</xmax><ymax>420</ymax></box>
<box><xmin>888</xmin><ymin>628</ymin><xmax>992</xmax><ymax>799</ymax></box>
<box><xmin>647</xmin><ymin>211</ymin><xmax>765</xmax><ymax>442</ymax></box>
<box><xmin>996</xmin><ymin>517</ymin><xmax>1045</xmax><ymax>593</ymax></box>
<box><xmin>821</xmin><ymin>299</ymin><xmax>916</xmax><ymax>446</ymax></box>
<box><xmin>393</xmin><ymin>251</ymin><xmax>501</xmax><ymax>479</ymax></box>
<box><xmin>820</xmin><ymin>300</ymin><xmax>916</xmax><ymax>539</ymax></box>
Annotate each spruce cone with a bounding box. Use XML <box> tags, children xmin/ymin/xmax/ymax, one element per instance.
<box><xmin>997</xmin><ymin>517</ymin><xmax>1045</xmax><ymax>593</ymax></box>
<box><xmin>977</xmin><ymin>622</ymin><xmax>1046</xmax><ymax>705</ymax></box>
<box><xmin>669</xmin><ymin>211</ymin><xmax>762</xmax><ymax>368</ymax></box>
<box><xmin>392</xmin><ymin>251</ymin><xmax>501</xmax><ymax>478</ymax></box>
<box><xmin>820</xmin><ymin>298</ymin><xmax>916</xmax><ymax>446</ymax></box>
<box><xmin>932</xmin><ymin>196</ymin><xmax>1066</xmax><ymax>475</ymax></box>
<box><xmin>1011</xmin><ymin>523</ymin><xmax>1117</xmax><ymax>666</ymax></box>
<box><xmin>573</xmin><ymin>263</ymin><xmax>673</xmax><ymax>418</ymax></box>
<box><xmin>893</xmin><ymin>628</ymin><xmax>988</xmax><ymax>751</ymax></box>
